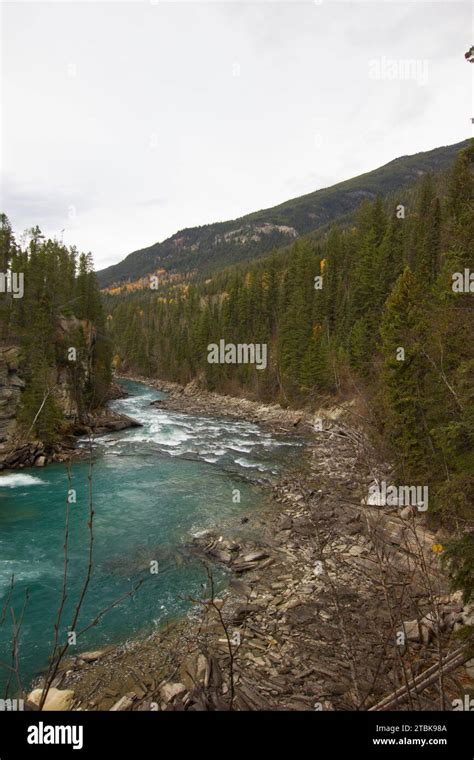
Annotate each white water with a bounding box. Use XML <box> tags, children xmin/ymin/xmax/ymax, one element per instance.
<box><xmin>0</xmin><ymin>473</ymin><xmax>46</xmax><ymax>488</ymax></box>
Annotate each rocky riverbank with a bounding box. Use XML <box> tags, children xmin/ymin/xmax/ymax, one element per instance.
<box><xmin>119</xmin><ymin>373</ymin><xmax>352</xmax><ymax>434</ymax></box>
<box><xmin>27</xmin><ymin>376</ymin><xmax>473</xmax><ymax>712</ymax></box>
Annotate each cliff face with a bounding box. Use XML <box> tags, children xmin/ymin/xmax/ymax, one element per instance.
<box><xmin>0</xmin><ymin>322</ymin><xmax>135</xmax><ymax>469</ymax></box>
<box><xmin>0</xmin><ymin>317</ymin><xmax>101</xmax><ymax>467</ymax></box>
<box><xmin>0</xmin><ymin>318</ymin><xmax>92</xmax><ymax>448</ymax></box>
<box><xmin>55</xmin><ymin>315</ymin><xmax>97</xmax><ymax>419</ymax></box>
<box><xmin>0</xmin><ymin>345</ymin><xmax>24</xmax><ymax>458</ymax></box>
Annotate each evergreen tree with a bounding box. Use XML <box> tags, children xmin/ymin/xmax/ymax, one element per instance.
<box><xmin>379</xmin><ymin>267</ymin><xmax>432</xmax><ymax>480</ymax></box>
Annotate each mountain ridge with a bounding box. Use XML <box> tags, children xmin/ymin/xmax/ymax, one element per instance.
<box><xmin>97</xmin><ymin>138</ymin><xmax>470</xmax><ymax>289</ymax></box>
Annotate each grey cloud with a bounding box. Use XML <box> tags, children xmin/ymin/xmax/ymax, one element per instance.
<box><xmin>2</xmin><ymin>0</ymin><xmax>470</xmax><ymax>268</ymax></box>
<box><xmin>1</xmin><ymin>177</ymin><xmax>97</xmax><ymax>233</ymax></box>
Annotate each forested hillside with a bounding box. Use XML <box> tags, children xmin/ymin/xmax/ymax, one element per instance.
<box><xmin>0</xmin><ymin>218</ymin><xmax>111</xmax><ymax>447</ymax></box>
<box><xmin>107</xmin><ymin>142</ymin><xmax>474</xmax><ymax>590</ymax></box>
<box><xmin>97</xmin><ymin>139</ymin><xmax>470</xmax><ymax>289</ymax></box>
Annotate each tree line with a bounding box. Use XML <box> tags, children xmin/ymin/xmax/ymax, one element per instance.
<box><xmin>0</xmin><ymin>219</ymin><xmax>111</xmax><ymax>443</ymax></box>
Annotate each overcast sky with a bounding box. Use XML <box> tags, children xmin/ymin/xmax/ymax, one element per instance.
<box><xmin>2</xmin><ymin>0</ymin><xmax>473</xmax><ymax>270</ymax></box>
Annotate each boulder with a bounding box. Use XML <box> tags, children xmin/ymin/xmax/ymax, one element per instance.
<box><xmin>159</xmin><ymin>682</ymin><xmax>187</xmax><ymax>703</ymax></box>
<box><xmin>442</xmin><ymin>610</ymin><xmax>462</xmax><ymax>630</ymax></box>
<box><xmin>232</xmin><ymin>603</ymin><xmax>260</xmax><ymax>624</ymax></box>
<box><xmin>78</xmin><ymin>650</ymin><xmax>105</xmax><ymax>662</ymax></box>
<box><xmin>347</xmin><ymin>545</ymin><xmax>365</xmax><ymax>557</ymax></box>
<box><xmin>109</xmin><ymin>694</ymin><xmax>135</xmax><ymax>711</ymax></box>
<box><xmin>9</xmin><ymin>374</ymin><xmax>25</xmax><ymax>389</ymax></box>
<box><xmin>28</xmin><ymin>687</ymin><xmax>75</xmax><ymax>711</ymax></box>
<box><xmin>180</xmin><ymin>654</ymin><xmax>210</xmax><ymax>690</ymax></box>
<box><xmin>240</xmin><ymin>550</ymin><xmax>269</xmax><ymax>563</ymax></box>
<box><xmin>465</xmin><ymin>659</ymin><xmax>474</xmax><ymax>680</ymax></box>
<box><xmin>210</xmin><ymin>548</ymin><xmax>232</xmax><ymax>564</ymax></box>
<box><xmin>3</xmin><ymin>347</ymin><xmax>20</xmax><ymax>371</ymax></box>
<box><xmin>402</xmin><ymin>620</ymin><xmax>421</xmax><ymax>642</ymax></box>
<box><xmin>461</xmin><ymin>603</ymin><xmax>474</xmax><ymax>627</ymax></box>
<box><xmin>229</xmin><ymin>579</ymin><xmax>252</xmax><ymax>597</ymax></box>
<box><xmin>402</xmin><ymin>618</ymin><xmax>432</xmax><ymax>644</ymax></box>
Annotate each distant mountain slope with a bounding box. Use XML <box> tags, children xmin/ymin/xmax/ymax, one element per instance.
<box><xmin>97</xmin><ymin>139</ymin><xmax>470</xmax><ymax>288</ymax></box>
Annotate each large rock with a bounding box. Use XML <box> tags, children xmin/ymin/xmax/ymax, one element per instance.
<box><xmin>210</xmin><ymin>548</ymin><xmax>232</xmax><ymax>564</ymax></box>
<box><xmin>180</xmin><ymin>654</ymin><xmax>210</xmax><ymax>690</ymax></box>
<box><xmin>78</xmin><ymin>650</ymin><xmax>105</xmax><ymax>662</ymax></box>
<box><xmin>402</xmin><ymin>620</ymin><xmax>421</xmax><ymax>642</ymax></box>
<box><xmin>9</xmin><ymin>374</ymin><xmax>25</xmax><ymax>389</ymax></box>
<box><xmin>402</xmin><ymin>618</ymin><xmax>432</xmax><ymax>644</ymax></box>
<box><xmin>240</xmin><ymin>550</ymin><xmax>269</xmax><ymax>563</ymax></box>
<box><xmin>347</xmin><ymin>545</ymin><xmax>365</xmax><ymax>557</ymax></box>
<box><xmin>461</xmin><ymin>603</ymin><xmax>474</xmax><ymax>627</ymax></box>
<box><xmin>3</xmin><ymin>347</ymin><xmax>20</xmax><ymax>371</ymax></box>
<box><xmin>90</xmin><ymin>413</ymin><xmax>142</xmax><ymax>434</ymax></box>
<box><xmin>109</xmin><ymin>694</ymin><xmax>135</xmax><ymax>711</ymax></box>
<box><xmin>0</xmin><ymin>348</ymin><xmax>23</xmax><ymax>454</ymax></box>
<box><xmin>465</xmin><ymin>659</ymin><xmax>474</xmax><ymax>680</ymax></box>
<box><xmin>159</xmin><ymin>681</ymin><xmax>187</xmax><ymax>703</ymax></box>
<box><xmin>28</xmin><ymin>687</ymin><xmax>75</xmax><ymax>711</ymax></box>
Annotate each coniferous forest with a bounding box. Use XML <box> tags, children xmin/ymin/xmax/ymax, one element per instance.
<box><xmin>1</xmin><ymin>141</ymin><xmax>472</xmax><ymax>708</ymax></box>
<box><xmin>0</xmin><ymin>217</ymin><xmax>111</xmax><ymax>443</ymax></box>
<box><xmin>107</xmin><ymin>143</ymin><xmax>474</xmax><ymax>596</ymax></box>
<box><xmin>4</xmin><ymin>1</ymin><xmax>474</xmax><ymax>745</ymax></box>
<box><xmin>1</xmin><ymin>31</ymin><xmax>473</xmax><ymax>732</ymax></box>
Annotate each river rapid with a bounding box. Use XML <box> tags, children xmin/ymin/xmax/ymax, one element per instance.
<box><xmin>0</xmin><ymin>379</ymin><xmax>304</xmax><ymax>691</ymax></box>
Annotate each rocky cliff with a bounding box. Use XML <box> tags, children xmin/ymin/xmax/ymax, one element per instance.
<box><xmin>0</xmin><ymin>321</ymin><xmax>137</xmax><ymax>469</ymax></box>
<box><xmin>0</xmin><ymin>345</ymin><xmax>24</xmax><ymax>459</ymax></box>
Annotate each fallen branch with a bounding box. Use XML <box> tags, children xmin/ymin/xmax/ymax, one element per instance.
<box><xmin>369</xmin><ymin>648</ymin><xmax>467</xmax><ymax>711</ymax></box>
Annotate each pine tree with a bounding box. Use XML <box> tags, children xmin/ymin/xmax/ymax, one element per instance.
<box><xmin>379</xmin><ymin>266</ymin><xmax>432</xmax><ymax>480</ymax></box>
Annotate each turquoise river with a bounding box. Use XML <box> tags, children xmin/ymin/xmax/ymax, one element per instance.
<box><xmin>0</xmin><ymin>380</ymin><xmax>304</xmax><ymax>691</ymax></box>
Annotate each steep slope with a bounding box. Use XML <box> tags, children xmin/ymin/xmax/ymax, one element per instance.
<box><xmin>97</xmin><ymin>139</ymin><xmax>470</xmax><ymax>288</ymax></box>
<box><xmin>0</xmin><ymin>222</ymin><xmax>115</xmax><ymax>467</ymax></box>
